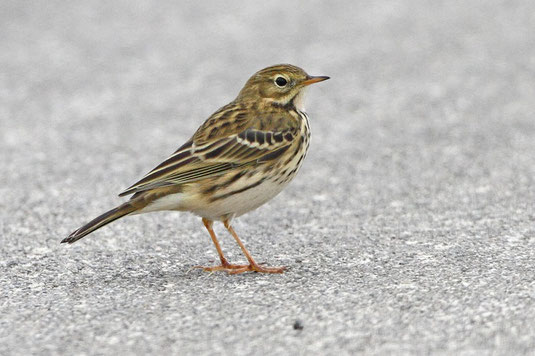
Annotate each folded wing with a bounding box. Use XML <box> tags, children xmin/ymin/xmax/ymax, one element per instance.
<box><xmin>118</xmin><ymin>128</ymin><xmax>297</xmax><ymax>197</ymax></box>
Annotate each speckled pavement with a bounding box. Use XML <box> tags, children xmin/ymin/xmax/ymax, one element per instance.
<box><xmin>2</xmin><ymin>1</ymin><xmax>535</xmax><ymax>354</ymax></box>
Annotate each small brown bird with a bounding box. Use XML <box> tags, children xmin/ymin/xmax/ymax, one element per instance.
<box><xmin>62</xmin><ymin>64</ymin><xmax>329</xmax><ymax>274</ymax></box>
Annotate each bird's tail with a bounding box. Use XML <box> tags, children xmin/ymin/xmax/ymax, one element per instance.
<box><xmin>61</xmin><ymin>202</ymin><xmax>137</xmax><ymax>244</ymax></box>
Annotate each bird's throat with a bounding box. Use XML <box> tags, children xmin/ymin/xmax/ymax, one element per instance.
<box><xmin>292</xmin><ymin>88</ymin><xmax>308</xmax><ymax>111</ymax></box>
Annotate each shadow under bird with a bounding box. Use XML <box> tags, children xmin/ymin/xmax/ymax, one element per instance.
<box><xmin>62</xmin><ymin>64</ymin><xmax>329</xmax><ymax>274</ymax></box>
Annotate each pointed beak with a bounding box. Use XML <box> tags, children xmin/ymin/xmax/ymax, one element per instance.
<box><xmin>302</xmin><ymin>75</ymin><xmax>330</xmax><ymax>86</ymax></box>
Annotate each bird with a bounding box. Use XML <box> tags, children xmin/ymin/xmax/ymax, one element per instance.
<box><xmin>62</xmin><ymin>64</ymin><xmax>329</xmax><ymax>274</ymax></box>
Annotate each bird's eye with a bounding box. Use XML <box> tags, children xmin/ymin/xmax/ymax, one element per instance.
<box><xmin>275</xmin><ymin>76</ymin><xmax>288</xmax><ymax>87</ymax></box>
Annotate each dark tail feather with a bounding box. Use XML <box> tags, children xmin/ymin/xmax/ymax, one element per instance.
<box><xmin>62</xmin><ymin>203</ymin><xmax>137</xmax><ymax>244</ymax></box>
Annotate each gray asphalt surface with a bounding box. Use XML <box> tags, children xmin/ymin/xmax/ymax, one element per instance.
<box><xmin>2</xmin><ymin>1</ymin><xmax>535</xmax><ymax>354</ymax></box>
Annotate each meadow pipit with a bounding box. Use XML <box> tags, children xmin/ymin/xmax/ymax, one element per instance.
<box><xmin>62</xmin><ymin>64</ymin><xmax>329</xmax><ymax>274</ymax></box>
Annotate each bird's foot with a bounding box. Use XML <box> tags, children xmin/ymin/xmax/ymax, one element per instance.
<box><xmin>231</xmin><ymin>263</ymin><xmax>286</xmax><ymax>275</ymax></box>
<box><xmin>194</xmin><ymin>263</ymin><xmax>249</xmax><ymax>273</ymax></box>
<box><xmin>195</xmin><ymin>262</ymin><xmax>286</xmax><ymax>274</ymax></box>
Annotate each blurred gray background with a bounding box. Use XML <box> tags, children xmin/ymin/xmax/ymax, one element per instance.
<box><xmin>2</xmin><ymin>0</ymin><xmax>535</xmax><ymax>354</ymax></box>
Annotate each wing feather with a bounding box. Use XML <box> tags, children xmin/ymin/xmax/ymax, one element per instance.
<box><xmin>118</xmin><ymin>128</ymin><xmax>297</xmax><ymax>196</ymax></box>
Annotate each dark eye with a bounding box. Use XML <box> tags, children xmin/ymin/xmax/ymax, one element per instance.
<box><xmin>275</xmin><ymin>76</ymin><xmax>288</xmax><ymax>87</ymax></box>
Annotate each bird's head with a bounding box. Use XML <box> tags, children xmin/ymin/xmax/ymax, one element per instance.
<box><xmin>236</xmin><ymin>64</ymin><xmax>329</xmax><ymax>110</ymax></box>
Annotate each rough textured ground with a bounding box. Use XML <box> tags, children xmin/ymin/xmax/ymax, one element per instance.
<box><xmin>2</xmin><ymin>0</ymin><xmax>535</xmax><ymax>355</ymax></box>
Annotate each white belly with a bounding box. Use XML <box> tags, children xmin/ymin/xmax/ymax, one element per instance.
<box><xmin>191</xmin><ymin>175</ymin><xmax>290</xmax><ymax>220</ymax></box>
<box><xmin>137</xmin><ymin>170</ymin><xmax>293</xmax><ymax>221</ymax></box>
